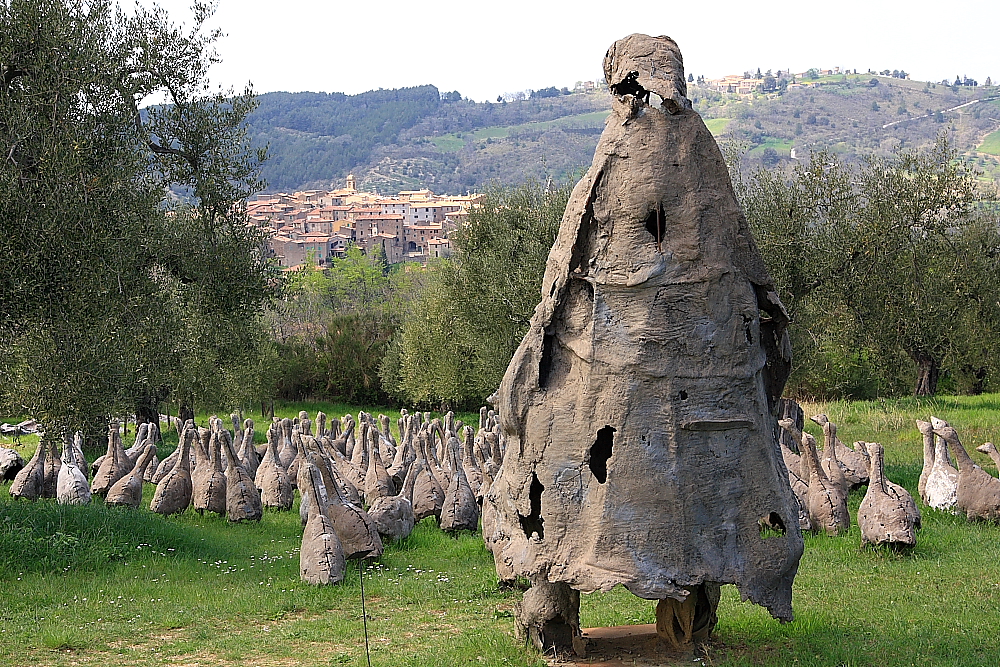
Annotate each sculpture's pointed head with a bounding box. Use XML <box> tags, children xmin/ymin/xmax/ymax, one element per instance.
<box><xmin>603</xmin><ymin>34</ymin><xmax>691</xmax><ymax>114</ymax></box>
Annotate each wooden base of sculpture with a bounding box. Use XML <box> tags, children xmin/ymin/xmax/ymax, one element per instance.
<box><xmin>655</xmin><ymin>583</ymin><xmax>720</xmax><ymax>649</ymax></box>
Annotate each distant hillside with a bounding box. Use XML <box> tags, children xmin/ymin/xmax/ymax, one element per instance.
<box><xmin>248</xmin><ymin>76</ymin><xmax>1000</xmax><ymax>194</ymax></box>
<box><xmin>694</xmin><ymin>74</ymin><xmax>1000</xmax><ymax>180</ymax></box>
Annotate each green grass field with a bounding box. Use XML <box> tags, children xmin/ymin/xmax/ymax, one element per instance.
<box><xmin>426</xmin><ymin>111</ymin><xmax>611</xmax><ymax>152</ymax></box>
<box><xmin>704</xmin><ymin>118</ymin><xmax>731</xmax><ymax>136</ymax></box>
<box><xmin>3</xmin><ymin>396</ymin><xmax>1000</xmax><ymax>665</ymax></box>
<box><xmin>977</xmin><ymin>129</ymin><xmax>1000</xmax><ymax>156</ymax></box>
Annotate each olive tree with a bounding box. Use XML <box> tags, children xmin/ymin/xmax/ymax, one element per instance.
<box><xmin>382</xmin><ymin>180</ymin><xmax>570</xmax><ymax>407</ymax></box>
<box><xmin>0</xmin><ymin>0</ymin><xmax>278</xmax><ymax>436</ymax></box>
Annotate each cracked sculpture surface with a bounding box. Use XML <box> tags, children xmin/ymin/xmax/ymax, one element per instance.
<box><xmin>482</xmin><ymin>33</ymin><xmax>803</xmax><ymax>652</ymax></box>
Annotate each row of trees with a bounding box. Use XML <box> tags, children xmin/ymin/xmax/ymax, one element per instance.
<box><xmin>734</xmin><ymin>136</ymin><xmax>999</xmax><ymax>397</ymax></box>
<box><xmin>278</xmin><ymin>136</ymin><xmax>999</xmax><ymax>407</ymax></box>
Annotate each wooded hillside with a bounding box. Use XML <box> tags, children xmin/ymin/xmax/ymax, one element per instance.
<box><xmin>248</xmin><ymin>75</ymin><xmax>1000</xmax><ymax>194</ymax></box>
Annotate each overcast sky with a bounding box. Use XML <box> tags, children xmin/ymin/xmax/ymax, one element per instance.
<box><xmin>146</xmin><ymin>0</ymin><xmax>998</xmax><ymax>102</ymax></box>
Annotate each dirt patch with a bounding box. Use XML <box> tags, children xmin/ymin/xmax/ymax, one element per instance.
<box><xmin>546</xmin><ymin>625</ymin><xmax>717</xmax><ymax>667</ymax></box>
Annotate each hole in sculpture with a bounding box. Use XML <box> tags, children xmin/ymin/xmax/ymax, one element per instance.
<box><xmin>518</xmin><ymin>472</ymin><xmax>545</xmax><ymax>539</ymax></box>
<box><xmin>758</xmin><ymin>512</ymin><xmax>786</xmax><ymax>538</ymax></box>
<box><xmin>589</xmin><ymin>426</ymin><xmax>616</xmax><ymax>484</ymax></box>
<box><xmin>643</xmin><ymin>207</ymin><xmax>664</xmax><ymax>249</ymax></box>
<box><xmin>677</xmin><ymin>390</ymin><xmax>688</xmax><ymax>401</ymax></box>
<box><xmin>610</xmin><ymin>70</ymin><xmax>646</xmax><ymax>99</ymax></box>
<box><xmin>538</xmin><ymin>332</ymin><xmax>555</xmax><ymax>389</ymax></box>
<box><xmin>742</xmin><ymin>314</ymin><xmax>754</xmax><ymax>345</ymax></box>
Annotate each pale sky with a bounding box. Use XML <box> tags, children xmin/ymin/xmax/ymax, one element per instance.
<box><xmin>147</xmin><ymin>0</ymin><xmax>998</xmax><ymax>102</ymax></box>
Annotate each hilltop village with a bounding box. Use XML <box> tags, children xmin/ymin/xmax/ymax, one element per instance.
<box><xmin>247</xmin><ymin>175</ymin><xmax>483</xmax><ymax>267</ymax></box>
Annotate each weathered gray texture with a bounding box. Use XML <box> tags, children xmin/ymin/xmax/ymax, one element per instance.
<box><xmin>192</xmin><ymin>428</ymin><xmax>227</xmax><ymax>516</ymax></box>
<box><xmin>857</xmin><ymin>442</ymin><xmax>920</xmax><ymax>548</ymax></box>
<box><xmin>976</xmin><ymin>442</ymin><xmax>1000</xmax><ymax>470</ymax></box>
<box><xmin>482</xmin><ymin>33</ymin><xmax>801</xmax><ymax>623</ymax></box>
<box><xmin>0</xmin><ymin>447</ymin><xmax>25</xmax><ymax>481</ymax></box>
<box><xmin>410</xmin><ymin>431</ymin><xmax>444</xmax><ymax>522</ymax></box>
<box><xmin>91</xmin><ymin>423</ymin><xmax>128</xmax><ymax>498</ymax></box>
<box><xmin>812</xmin><ymin>415</ymin><xmax>869</xmax><ymax>489</ymax></box>
<box><xmin>41</xmin><ymin>438</ymin><xmax>61</xmax><ymax>498</ymax></box>
<box><xmin>56</xmin><ymin>435</ymin><xmax>91</xmax><ymax>506</ymax></box>
<box><xmin>514</xmin><ymin>580</ymin><xmax>582</xmax><ymax>654</ymax></box>
<box><xmin>9</xmin><ymin>437</ymin><xmax>45</xmax><ymax>500</ymax></box>
<box><xmin>801</xmin><ymin>433</ymin><xmax>850</xmax><ymax>536</ymax></box>
<box><xmin>924</xmin><ymin>417</ymin><xmax>959</xmax><ymax>511</ymax></box>
<box><xmin>932</xmin><ymin>417</ymin><xmax>1000</xmax><ymax>522</ymax></box>
<box><xmin>299</xmin><ymin>461</ymin><xmax>346</xmax><ymax>585</ymax></box>
<box><xmin>255</xmin><ymin>423</ymin><xmax>293</xmax><ymax>510</ymax></box>
<box><xmin>150</xmin><ymin>427</ymin><xmax>193</xmax><ymax>515</ymax></box>
<box><xmin>238</xmin><ymin>418</ymin><xmax>260</xmax><ymax>480</ymax></box>
<box><xmin>440</xmin><ymin>436</ymin><xmax>479</xmax><ymax>532</ymax></box>
<box><xmin>219</xmin><ymin>424</ymin><xmax>262</xmax><ymax>522</ymax></box>
<box><xmin>368</xmin><ymin>459</ymin><xmax>417</xmax><ymax>543</ymax></box>
<box><xmin>106</xmin><ymin>444</ymin><xmax>157</xmax><ymax>508</ymax></box>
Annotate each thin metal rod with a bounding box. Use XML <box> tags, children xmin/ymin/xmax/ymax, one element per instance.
<box><xmin>359</xmin><ymin>558</ymin><xmax>372</xmax><ymax>667</ymax></box>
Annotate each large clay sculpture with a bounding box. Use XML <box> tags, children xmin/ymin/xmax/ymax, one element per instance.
<box><xmin>482</xmin><ymin>33</ymin><xmax>802</xmax><ymax>652</ymax></box>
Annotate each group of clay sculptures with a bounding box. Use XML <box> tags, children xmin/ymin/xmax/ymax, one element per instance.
<box><xmin>917</xmin><ymin>417</ymin><xmax>1000</xmax><ymax>521</ymax></box>
<box><xmin>777</xmin><ymin>406</ymin><xmax>1000</xmax><ymax>547</ymax></box>
<box><xmin>6</xmin><ymin>406</ymin><xmax>507</xmax><ymax>586</ymax></box>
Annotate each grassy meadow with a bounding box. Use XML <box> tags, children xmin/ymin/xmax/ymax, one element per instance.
<box><xmin>977</xmin><ymin>128</ymin><xmax>1000</xmax><ymax>156</ymax></box>
<box><xmin>425</xmin><ymin>111</ymin><xmax>611</xmax><ymax>152</ymax></box>
<box><xmin>3</xmin><ymin>396</ymin><xmax>1000</xmax><ymax>666</ymax></box>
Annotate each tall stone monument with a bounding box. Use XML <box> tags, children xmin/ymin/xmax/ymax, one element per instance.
<box><xmin>482</xmin><ymin>33</ymin><xmax>803</xmax><ymax>652</ymax></box>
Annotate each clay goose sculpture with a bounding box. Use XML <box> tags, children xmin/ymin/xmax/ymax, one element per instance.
<box><xmin>801</xmin><ymin>432</ymin><xmax>850</xmax><ymax>535</ymax></box>
<box><xmin>150</xmin><ymin>427</ymin><xmax>194</xmax><ymax>515</ymax></box>
<box><xmin>40</xmin><ymin>437</ymin><xmax>61</xmax><ymax>498</ymax></box>
<box><xmin>916</xmin><ymin>420</ymin><xmax>936</xmax><ymax>503</ymax></box>
<box><xmin>277</xmin><ymin>418</ymin><xmax>297</xmax><ymax>470</ymax></box>
<box><xmin>975</xmin><ymin>442</ymin><xmax>1000</xmax><ymax>472</ymax></box>
<box><xmin>70</xmin><ymin>432</ymin><xmax>89</xmax><ymax>477</ymax></box>
<box><xmin>857</xmin><ymin>442</ymin><xmax>920</xmax><ymax>548</ymax></box>
<box><xmin>812</xmin><ymin>415</ymin><xmax>869</xmax><ymax>489</ymax></box>
<box><xmin>932</xmin><ymin>417</ymin><xmax>1000</xmax><ymax>522</ymax></box>
<box><xmin>299</xmin><ymin>460</ymin><xmax>346</xmax><ymax>585</ymax></box>
<box><xmin>364</xmin><ymin>426</ymin><xmax>395</xmax><ymax>503</ymax></box>
<box><xmin>300</xmin><ymin>446</ymin><xmax>383</xmax><ymax>560</ymax></box>
<box><xmin>820</xmin><ymin>422</ymin><xmax>850</xmax><ymax>497</ymax></box>
<box><xmin>461</xmin><ymin>426</ymin><xmax>484</xmax><ymax>498</ymax></box>
<box><xmin>238</xmin><ymin>418</ymin><xmax>260</xmax><ymax>480</ymax></box>
<box><xmin>924</xmin><ymin>417</ymin><xmax>959</xmax><ymax>511</ymax></box>
<box><xmin>343</xmin><ymin>414</ymin><xmax>356</xmax><ymax>458</ymax></box>
<box><xmin>255</xmin><ymin>422</ymin><xmax>293</xmax><ymax>510</ymax></box>
<box><xmin>56</xmin><ymin>434</ymin><xmax>91</xmax><ymax>505</ymax></box>
<box><xmin>122</xmin><ymin>422</ymin><xmax>152</xmax><ymax>468</ymax></box>
<box><xmin>440</xmin><ymin>435</ymin><xmax>480</xmax><ymax>532</ymax></box>
<box><xmin>410</xmin><ymin>429</ymin><xmax>445</xmax><ymax>522</ymax></box>
<box><xmin>367</xmin><ymin>458</ymin><xmax>418</xmax><ymax>543</ymax></box>
<box><xmin>318</xmin><ymin>434</ymin><xmax>364</xmax><ymax>507</ymax></box>
<box><xmin>192</xmin><ymin>427</ymin><xmax>227</xmax><ymax>516</ymax></box>
<box><xmin>106</xmin><ymin>443</ymin><xmax>157</xmax><ymax>508</ymax></box>
<box><xmin>776</xmin><ymin>418</ymin><xmax>803</xmax><ymax>478</ymax></box>
<box><xmin>91</xmin><ymin>422</ymin><xmax>129</xmax><ymax>497</ymax></box>
<box><xmin>93</xmin><ymin>422</ymin><xmax>145</xmax><ymax>474</ymax></box>
<box><xmin>219</xmin><ymin>423</ymin><xmax>262</xmax><ymax>522</ymax></box>
<box><xmin>9</xmin><ymin>437</ymin><xmax>45</xmax><ymax>500</ymax></box>
<box><xmin>151</xmin><ymin>421</ymin><xmax>192</xmax><ymax>484</ymax></box>
<box><xmin>857</xmin><ymin>441</ymin><xmax>920</xmax><ymax>529</ymax></box>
